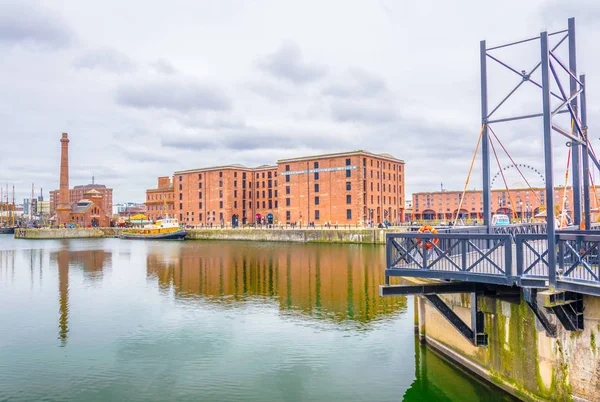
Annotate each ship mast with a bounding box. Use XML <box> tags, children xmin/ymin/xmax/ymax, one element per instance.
<box><xmin>11</xmin><ymin>184</ymin><xmax>15</xmax><ymax>227</ymax></box>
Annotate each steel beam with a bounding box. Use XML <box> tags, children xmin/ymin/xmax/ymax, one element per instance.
<box><xmin>523</xmin><ymin>288</ymin><xmax>557</xmax><ymax>337</ymax></box>
<box><xmin>581</xmin><ymin>74</ymin><xmax>591</xmax><ymax>229</ymax></box>
<box><xmin>569</xmin><ymin>17</ymin><xmax>582</xmax><ymax>227</ymax></box>
<box><xmin>424</xmin><ymin>294</ymin><xmax>488</xmax><ymax>346</ymax></box>
<box><xmin>541</xmin><ymin>31</ymin><xmax>557</xmax><ymax>289</ymax></box>
<box><xmin>481</xmin><ymin>40</ymin><xmax>491</xmax><ymax>229</ymax></box>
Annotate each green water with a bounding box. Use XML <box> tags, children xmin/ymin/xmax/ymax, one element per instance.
<box><xmin>0</xmin><ymin>237</ymin><xmax>516</xmax><ymax>401</ymax></box>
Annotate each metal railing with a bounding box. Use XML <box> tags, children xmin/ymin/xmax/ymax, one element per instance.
<box><xmin>515</xmin><ymin>232</ymin><xmax>600</xmax><ymax>295</ymax></box>
<box><xmin>386</xmin><ymin>232</ymin><xmax>513</xmax><ymax>285</ymax></box>
<box><xmin>556</xmin><ymin>233</ymin><xmax>600</xmax><ymax>295</ymax></box>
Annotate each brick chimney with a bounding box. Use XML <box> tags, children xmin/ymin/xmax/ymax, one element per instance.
<box><xmin>56</xmin><ymin>133</ymin><xmax>71</xmax><ymax>225</ymax></box>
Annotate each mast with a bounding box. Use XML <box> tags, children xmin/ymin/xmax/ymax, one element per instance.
<box><xmin>0</xmin><ymin>186</ymin><xmax>3</xmax><ymax>227</ymax></box>
<box><xmin>12</xmin><ymin>185</ymin><xmax>15</xmax><ymax>227</ymax></box>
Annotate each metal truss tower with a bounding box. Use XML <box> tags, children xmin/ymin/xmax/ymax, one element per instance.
<box><xmin>480</xmin><ymin>17</ymin><xmax>591</xmax><ymax>288</ymax></box>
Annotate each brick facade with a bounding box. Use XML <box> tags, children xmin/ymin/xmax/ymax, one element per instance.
<box><xmin>412</xmin><ymin>187</ymin><xmax>584</xmax><ymax>221</ymax></box>
<box><xmin>148</xmin><ymin>150</ymin><xmax>405</xmax><ymax>226</ymax></box>
<box><xmin>50</xmin><ymin>185</ymin><xmax>113</xmax><ymax>217</ymax></box>
<box><xmin>145</xmin><ymin>176</ymin><xmax>175</xmax><ymax>222</ymax></box>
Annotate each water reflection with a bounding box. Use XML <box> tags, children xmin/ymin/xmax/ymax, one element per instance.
<box><xmin>146</xmin><ymin>242</ymin><xmax>406</xmax><ymax>324</ymax></box>
<box><xmin>404</xmin><ymin>338</ymin><xmax>517</xmax><ymax>401</ymax></box>
<box><xmin>50</xmin><ymin>247</ymin><xmax>112</xmax><ymax>345</ymax></box>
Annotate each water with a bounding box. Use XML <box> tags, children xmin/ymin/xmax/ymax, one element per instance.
<box><xmin>0</xmin><ymin>237</ymin><xmax>516</xmax><ymax>402</ymax></box>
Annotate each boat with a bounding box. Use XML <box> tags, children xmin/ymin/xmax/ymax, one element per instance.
<box><xmin>119</xmin><ymin>217</ymin><xmax>187</xmax><ymax>240</ymax></box>
<box><xmin>0</xmin><ymin>227</ymin><xmax>15</xmax><ymax>235</ymax></box>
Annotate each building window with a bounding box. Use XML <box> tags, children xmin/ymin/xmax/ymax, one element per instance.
<box><xmin>179</xmin><ymin>184</ymin><xmax>182</xmax><ymax>190</ymax></box>
<box><xmin>234</xmin><ymin>181</ymin><xmax>237</xmax><ymax>187</ymax></box>
<box><xmin>179</xmin><ymin>203</ymin><xmax>182</xmax><ymax>210</ymax></box>
<box><xmin>275</xmin><ymin>200</ymin><xmax>278</xmax><ymax>208</ymax></box>
<box><xmin>179</xmin><ymin>176</ymin><xmax>182</xmax><ymax>181</ymax></box>
<box><xmin>286</xmin><ymin>186</ymin><xmax>291</xmax><ymax>195</ymax></box>
<box><xmin>180</xmin><ymin>214</ymin><xmax>183</xmax><ymax>220</ymax></box>
<box><xmin>346</xmin><ymin>158</ymin><xmax>351</xmax><ymax>166</ymax></box>
<box><xmin>234</xmin><ymin>201</ymin><xmax>237</xmax><ymax>208</ymax></box>
<box><xmin>314</xmin><ymin>172</ymin><xmax>319</xmax><ymax>180</ymax></box>
<box><xmin>262</xmin><ymin>201</ymin><xmax>266</xmax><ymax>208</ymax></box>
<box><xmin>219</xmin><ymin>172</ymin><xmax>223</xmax><ymax>178</ymax></box>
<box><xmin>199</xmin><ymin>174</ymin><xmax>202</xmax><ymax>180</ymax></box>
<box><xmin>363</xmin><ymin>158</ymin><xmax>366</xmax><ymax>166</ymax></box>
<box><xmin>200</xmin><ymin>213</ymin><xmax>203</xmax><ymax>221</ymax></box>
<box><xmin>219</xmin><ymin>181</ymin><xmax>223</xmax><ymax>187</ymax></box>
<box><xmin>243</xmin><ymin>172</ymin><xmax>246</xmax><ymax>179</ymax></box>
<box><xmin>346</xmin><ymin>195</ymin><xmax>351</xmax><ymax>204</ymax></box>
<box><xmin>249</xmin><ymin>202</ymin><xmax>252</xmax><ymax>208</ymax></box>
<box><xmin>274</xmin><ymin>190</ymin><xmax>278</xmax><ymax>197</ymax></box>
<box><xmin>220</xmin><ymin>201</ymin><xmax>223</xmax><ymax>209</ymax></box>
<box><xmin>199</xmin><ymin>183</ymin><xmax>202</xmax><ymax>189</ymax></box>
<box><xmin>285</xmin><ymin>165</ymin><xmax>290</xmax><ymax>171</ymax></box>
<box><xmin>179</xmin><ymin>193</ymin><xmax>182</xmax><ymax>200</ymax></box>
<box><xmin>234</xmin><ymin>190</ymin><xmax>237</xmax><ymax>198</ymax></box>
<box><xmin>262</xmin><ymin>172</ymin><xmax>265</xmax><ymax>178</ymax></box>
<box><xmin>220</xmin><ymin>213</ymin><xmax>223</xmax><ymax>221</ymax></box>
<box><xmin>314</xmin><ymin>162</ymin><xmax>319</xmax><ymax>169</ymax></box>
<box><xmin>286</xmin><ymin>175</ymin><xmax>290</xmax><ymax>183</ymax></box>
<box><xmin>268</xmin><ymin>172</ymin><xmax>272</xmax><ymax>178</ymax></box>
<box><xmin>219</xmin><ymin>190</ymin><xmax>223</xmax><ymax>198</ymax></box>
<box><xmin>346</xmin><ymin>209</ymin><xmax>352</xmax><ymax>219</ymax></box>
<box><xmin>262</xmin><ymin>190</ymin><xmax>265</xmax><ymax>198</ymax></box>
<box><xmin>286</xmin><ymin>211</ymin><xmax>291</xmax><ymax>220</ymax></box>
<box><xmin>199</xmin><ymin>192</ymin><xmax>202</xmax><ymax>199</ymax></box>
<box><xmin>268</xmin><ymin>200</ymin><xmax>272</xmax><ymax>209</ymax></box>
<box><xmin>286</xmin><ymin>198</ymin><xmax>290</xmax><ymax>206</ymax></box>
<box><xmin>315</xmin><ymin>196</ymin><xmax>320</xmax><ymax>205</ymax></box>
<box><xmin>315</xmin><ymin>210</ymin><xmax>320</xmax><ymax>220</ymax></box>
<box><xmin>199</xmin><ymin>202</ymin><xmax>202</xmax><ymax>209</ymax></box>
<box><xmin>346</xmin><ymin>182</ymin><xmax>351</xmax><ymax>191</ymax></box>
<box><xmin>314</xmin><ymin>183</ymin><xmax>319</xmax><ymax>193</ymax></box>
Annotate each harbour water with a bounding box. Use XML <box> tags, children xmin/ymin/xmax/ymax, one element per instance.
<box><xmin>0</xmin><ymin>237</ymin><xmax>515</xmax><ymax>401</ymax></box>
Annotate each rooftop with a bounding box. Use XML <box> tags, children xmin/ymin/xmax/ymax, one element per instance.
<box><xmin>277</xmin><ymin>150</ymin><xmax>404</xmax><ymax>163</ymax></box>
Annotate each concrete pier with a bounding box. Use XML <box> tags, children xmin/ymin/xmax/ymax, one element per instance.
<box><xmin>413</xmin><ymin>282</ymin><xmax>600</xmax><ymax>401</ymax></box>
<box><xmin>14</xmin><ymin>227</ymin><xmax>403</xmax><ymax>244</ymax></box>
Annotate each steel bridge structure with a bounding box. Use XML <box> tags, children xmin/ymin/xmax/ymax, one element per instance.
<box><xmin>381</xmin><ymin>18</ymin><xmax>599</xmax><ymax>346</ymax></box>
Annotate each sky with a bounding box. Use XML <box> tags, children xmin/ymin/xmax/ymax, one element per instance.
<box><xmin>1</xmin><ymin>0</ymin><xmax>599</xmax><ymax>204</ymax></box>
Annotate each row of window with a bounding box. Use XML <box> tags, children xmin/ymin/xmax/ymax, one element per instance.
<box><xmin>284</xmin><ymin>195</ymin><xmax>352</xmax><ymax>206</ymax></box>
<box><xmin>284</xmin><ymin>209</ymin><xmax>353</xmax><ymax>221</ymax></box>
<box><xmin>180</xmin><ymin>200</ymin><xmax>280</xmax><ymax>211</ymax></box>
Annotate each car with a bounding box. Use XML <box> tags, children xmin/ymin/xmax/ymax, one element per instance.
<box><xmin>491</xmin><ymin>214</ymin><xmax>510</xmax><ymax>226</ymax></box>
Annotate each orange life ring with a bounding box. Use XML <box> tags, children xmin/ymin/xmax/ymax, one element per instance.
<box><xmin>416</xmin><ymin>225</ymin><xmax>439</xmax><ymax>249</ymax></box>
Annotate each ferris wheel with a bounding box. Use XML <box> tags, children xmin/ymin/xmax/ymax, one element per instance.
<box><xmin>491</xmin><ymin>163</ymin><xmax>545</xmax><ymax>190</ymax></box>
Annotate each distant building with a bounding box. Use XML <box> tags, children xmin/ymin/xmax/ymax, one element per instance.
<box><xmin>113</xmin><ymin>202</ymin><xmax>146</xmax><ymax>217</ymax></box>
<box><xmin>50</xmin><ymin>183</ymin><xmax>113</xmax><ymax>218</ymax></box>
<box><xmin>53</xmin><ymin>133</ymin><xmax>112</xmax><ymax>227</ymax></box>
<box><xmin>145</xmin><ymin>176</ymin><xmax>175</xmax><ymax>222</ymax></box>
<box><xmin>411</xmin><ymin>186</ymin><xmax>589</xmax><ymax>221</ymax></box>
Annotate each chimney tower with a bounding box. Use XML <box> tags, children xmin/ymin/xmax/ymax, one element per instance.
<box><xmin>56</xmin><ymin>133</ymin><xmax>71</xmax><ymax>226</ymax></box>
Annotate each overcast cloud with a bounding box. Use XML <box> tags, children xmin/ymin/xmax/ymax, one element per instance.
<box><xmin>0</xmin><ymin>0</ymin><xmax>599</xmax><ymax>204</ymax></box>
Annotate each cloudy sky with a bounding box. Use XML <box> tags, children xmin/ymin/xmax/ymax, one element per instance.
<box><xmin>1</xmin><ymin>0</ymin><xmax>599</xmax><ymax>204</ymax></box>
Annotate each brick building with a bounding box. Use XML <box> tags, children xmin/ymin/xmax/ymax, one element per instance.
<box><xmin>145</xmin><ymin>176</ymin><xmax>175</xmax><ymax>222</ymax></box>
<box><xmin>411</xmin><ymin>186</ymin><xmax>589</xmax><ymax>221</ymax></box>
<box><xmin>148</xmin><ymin>150</ymin><xmax>405</xmax><ymax>226</ymax></box>
<box><xmin>278</xmin><ymin>151</ymin><xmax>404</xmax><ymax>225</ymax></box>
<box><xmin>50</xmin><ymin>183</ymin><xmax>113</xmax><ymax>217</ymax></box>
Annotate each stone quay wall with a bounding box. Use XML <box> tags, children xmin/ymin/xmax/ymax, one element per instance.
<box><xmin>414</xmin><ymin>286</ymin><xmax>600</xmax><ymax>401</ymax></box>
<box><xmin>14</xmin><ymin>227</ymin><xmax>404</xmax><ymax>244</ymax></box>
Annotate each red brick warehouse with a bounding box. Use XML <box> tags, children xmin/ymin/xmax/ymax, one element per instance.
<box><xmin>146</xmin><ymin>150</ymin><xmax>405</xmax><ymax>226</ymax></box>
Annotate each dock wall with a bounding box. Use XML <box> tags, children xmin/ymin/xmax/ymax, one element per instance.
<box><xmin>14</xmin><ymin>227</ymin><xmax>402</xmax><ymax>244</ymax></box>
<box><xmin>415</xmin><ymin>291</ymin><xmax>600</xmax><ymax>401</ymax></box>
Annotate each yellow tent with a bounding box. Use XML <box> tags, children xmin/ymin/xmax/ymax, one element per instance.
<box><xmin>129</xmin><ymin>214</ymin><xmax>147</xmax><ymax>221</ymax></box>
